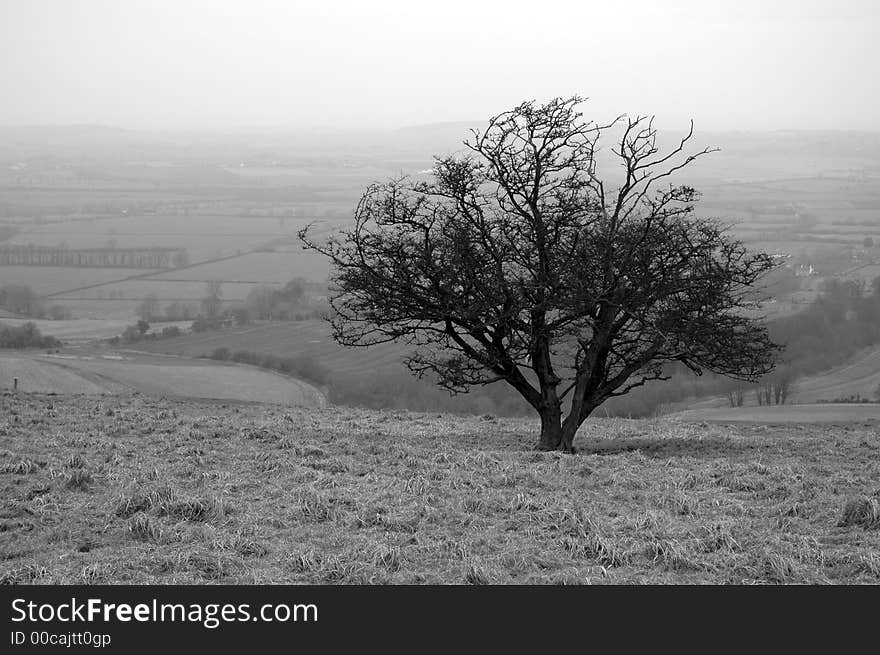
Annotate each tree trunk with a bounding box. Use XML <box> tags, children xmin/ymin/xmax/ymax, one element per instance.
<box><xmin>559</xmin><ymin>423</ymin><xmax>577</xmax><ymax>454</ymax></box>
<box><xmin>538</xmin><ymin>406</ymin><xmax>584</xmax><ymax>454</ymax></box>
<box><xmin>537</xmin><ymin>407</ymin><xmax>563</xmax><ymax>451</ymax></box>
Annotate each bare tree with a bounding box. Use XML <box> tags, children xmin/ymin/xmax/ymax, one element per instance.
<box><xmin>727</xmin><ymin>388</ymin><xmax>745</xmax><ymax>408</ymax></box>
<box><xmin>136</xmin><ymin>294</ymin><xmax>160</xmax><ymax>322</ymax></box>
<box><xmin>301</xmin><ymin>97</ymin><xmax>779</xmax><ymax>452</ymax></box>
<box><xmin>201</xmin><ymin>280</ymin><xmax>223</xmax><ymax>319</ymax></box>
<box><xmin>757</xmin><ymin>365</ymin><xmax>795</xmax><ymax>405</ymax></box>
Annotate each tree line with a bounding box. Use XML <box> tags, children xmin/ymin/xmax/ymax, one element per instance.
<box><xmin>0</xmin><ymin>322</ymin><xmax>61</xmax><ymax>349</ymax></box>
<box><xmin>0</xmin><ymin>285</ymin><xmax>72</xmax><ymax>320</ymax></box>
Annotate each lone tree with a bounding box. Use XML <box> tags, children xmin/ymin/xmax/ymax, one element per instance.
<box><xmin>201</xmin><ymin>280</ymin><xmax>224</xmax><ymax>319</ymax></box>
<box><xmin>300</xmin><ymin>97</ymin><xmax>778</xmax><ymax>452</ymax></box>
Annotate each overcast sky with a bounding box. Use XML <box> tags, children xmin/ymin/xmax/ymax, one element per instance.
<box><xmin>1</xmin><ymin>0</ymin><xmax>878</xmax><ymax>131</ymax></box>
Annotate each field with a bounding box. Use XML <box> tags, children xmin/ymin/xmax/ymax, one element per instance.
<box><xmin>4</xmin><ymin>129</ymin><xmax>879</xmax><ymax>327</ymax></box>
<box><xmin>134</xmin><ymin>320</ymin><xmax>409</xmax><ymax>377</ymax></box>
<box><xmin>1</xmin><ymin>392</ymin><xmax>878</xmax><ymax>584</ymax></box>
<box><xmin>674</xmin><ymin>404</ymin><xmax>880</xmax><ymax>424</ymax></box>
<box><xmin>0</xmin><ymin>351</ymin><xmax>325</xmax><ymax>406</ymax></box>
<box><xmin>0</xmin><ymin>266</ymin><xmax>158</xmax><ymax>295</ymax></box>
<box><xmin>11</xmin><ymin>215</ymin><xmax>322</xmax><ymax>262</ymax></box>
<box><xmin>0</xmin><ymin>317</ymin><xmax>146</xmax><ymax>341</ymax></box>
<box><xmin>674</xmin><ymin>345</ymin><xmax>880</xmax><ymax>416</ymax></box>
<box><xmin>0</xmin><ymin>248</ymin><xmax>331</xmax><ymax>319</ymax></box>
<box><xmin>795</xmin><ymin>346</ymin><xmax>880</xmax><ymax>402</ymax></box>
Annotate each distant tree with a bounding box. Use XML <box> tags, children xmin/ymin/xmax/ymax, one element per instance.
<box><xmin>0</xmin><ymin>285</ymin><xmax>44</xmax><ymax>318</ymax></box>
<box><xmin>231</xmin><ymin>305</ymin><xmax>251</xmax><ymax>326</ymax></box>
<box><xmin>201</xmin><ymin>280</ymin><xmax>223</xmax><ymax>318</ymax></box>
<box><xmin>0</xmin><ymin>321</ymin><xmax>61</xmax><ymax>349</ymax></box>
<box><xmin>243</xmin><ymin>278</ymin><xmax>311</xmax><ymax>321</ymax></box>
<box><xmin>864</xmin><ymin>236</ymin><xmax>875</xmax><ymax>249</ymax></box>
<box><xmin>136</xmin><ymin>319</ymin><xmax>150</xmax><ymax>335</ymax></box>
<box><xmin>136</xmin><ymin>294</ymin><xmax>160</xmax><ymax>321</ymax></box>
<box><xmin>160</xmin><ymin>325</ymin><xmax>182</xmax><ymax>338</ymax></box>
<box><xmin>280</xmin><ymin>277</ymin><xmax>308</xmax><ymax>303</ymax></box>
<box><xmin>301</xmin><ymin>96</ymin><xmax>779</xmax><ymax>452</ymax></box>
<box><xmin>163</xmin><ymin>301</ymin><xmax>198</xmax><ymax>321</ymax></box>
<box><xmin>244</xmin><ymin>285</ymin><xmax>276</xmax><ymax>320</ymax></box>
<box><xmin>726</xmin><ymin>387</ymin><xmax>745</xmax><ymax>408</ymax></box>
<box><xmin>172</xmin><ymin>250</ymin><xmax>190</xmax><ymax>268</ymax></box>
<box><xmin>121</xmin><ymin>325</ymin><xmax>141</xmax><ymax>343</ymax></box>
<box><xmin>47</xmin><ymin>304</ymin><xmax>72</xmax><ymax>321</ymax></box>
<box><xmin>754</xmin><ymin>366</ymin><xmax>795</xmax><ymax>406</ymax></box>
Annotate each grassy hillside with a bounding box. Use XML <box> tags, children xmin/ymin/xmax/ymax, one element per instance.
<box><xmin>681</xmin><ymin>345</ymin><xmax>880</xmax><ymax>413</ymax></box>
<box><xmin>0</xmin><ymin>317</ymin><xmax>152</xmax><ymax>341</ymax></box>
<box><xmin>794</xmin><ymin>346</ymin><xmax>880</xmax><ymax>402</ymax></box>
<box><xmin>674</xmin><ymin>404</ymin><xmax>880</xmax><ymax>423</ymax></box>
<box><xmin>0</xmin><ymin>352</ymin><xmax>325</xmax><ymax>406</ymax></box>
<box><xmin>1</xmin><ymin>392</ymin><xmax>878</xmax><ymax>584</ymax></box>
<box><xmin>135</xmin><ymin>320</ymin><xmax>408</xmax><ymax>377</ymax></box>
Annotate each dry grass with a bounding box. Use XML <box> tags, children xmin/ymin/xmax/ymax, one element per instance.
<box><xmin>1</xmin><ymin>392</ymin><xmax>879</xmax><ymax>584</ymax></box>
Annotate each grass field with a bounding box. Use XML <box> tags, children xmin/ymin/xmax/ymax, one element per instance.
<box><xmin>56</xmin><ymin>279</ymin><xmax>267</xmax><ymax>303</ymax></box>
<box><xmin>134</xmin><ymin>320</ymin><xmax>409</xmax><ymax>377</ymax></box>
<box><xmin>0</xmin><ymin>318</ymin><xmax>140</xmax><ymax>341</ymax></box>
<box><xmin>146</xmin><ymin>251</ymin><xmax>326</xmax><ymax>283</ymax></box>
<box><xmin>12</xmin><ymin>215</ymin><xmax>302</xmax><ymax>260</ymax></box>
<box><xmin>794</xmin><ymin>346</ymin><xmax>880</xmax><ymax>402</ymax></box>
<box><xmin>674</xmin><ymin>404</ymin><xmax>880</xmax><ymax>423</ymax></box>
<box><xmin>0</xmin><ymin>249</ymin><xmax>330</xmax><ymax>319</ymax></box>
<box><xmin>0</xmin><ymin>351</ymin><xmax>325</xmax><ymax>406</ymax></box>
<box><xmin>1</xmin><ymin>392</ymin><xmax>878</xmax><ymax>584</ymax></box>
<box><xmin>0</xmin><ymin>266</ymin><xmax>159</xmax><ymax>296</ymax></box>
<box><xmin>677</xmin><ymin>345</ymin><xmax>880</xmax><ymax>414</ymax></box>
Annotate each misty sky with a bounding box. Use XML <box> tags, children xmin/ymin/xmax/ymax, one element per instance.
<box><xmin>1</xmin><ymin>0</ymin><xmax>878</xmax><ymax>131</ymax></box>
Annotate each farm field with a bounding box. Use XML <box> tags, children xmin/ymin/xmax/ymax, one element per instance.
<box><xmin>0</xmin><ymin>355</ymin><xmax>119</xmax><ymax>395</ymax></box>
<box><xmin>674</xmin><ymin>403</ymin><xmax>880</xmax><ymax>424</ymax></box>
<box><xmin>0</xmin><ymin>351</ymin><xmax>325</xmax><ymax>406</ymax></box>
<box><xmin>794</xmin><ymin>346</ymin><xmax>880</xmax><ymax>403</ymax></box>
<box><xmin>146</xmin><ymin>251</ymin><xmax>326</xmax><ymax>283</ymax></box>
<box><xmin>10</xmin><ymin>215</ymin><xmax>307</xmax><ymax>261</ymax></box>
<box><xmin>7</xmin><ymin>213</ymin><xmax>346</xmax><ymax>257</ymax></box>
<box><xmin>133</xmin><ymin>320</ymin><xmax>409</xmax><ymax>377</ymax></box>
<box><xmin>676</xmin><ymin>343</ymin><xmax>880</xmax><ymax>417</ymax></box>
<box><xmin>0</xmin><ymin>317</ymin><xmax>147</xmax><ymax>341</ymax></box>
<box><xmin>1</xmin><ymin>393</ymin><xmax>878</xmax><ymax>584</ymax></box>
<box><xmin>0</xmin><ymin>266</ymin><xmax>158</xmax><ymax>296</ymax></box>
<box><xmin>55</xmin><ymin>279</ymin><xmax>265</xmax><ymax>303</ymax></box>
<box><xmin>5</xmin><ymin>131</ymin><xmax>879</xmax><ymax>330</ymax></box>
<box><xmin>0</xmin><ymin>249</ymin><xmax>331</xmax><ymax>319</ymax></box>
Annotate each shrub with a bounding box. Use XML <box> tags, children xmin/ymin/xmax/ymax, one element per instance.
<box><xmin>48</xmin><ymin>305</ymin><xmax>72</xmax><ymax>320</ymax></box>
<box><xmin>0</xmin><ymin>322</ymin><xmax>62</xmax><ymax>349</ymax></box>
<box><xmin>210</xmin><ymin>347</ymin><xmax>231</xmax><ymax>360</ymax></box>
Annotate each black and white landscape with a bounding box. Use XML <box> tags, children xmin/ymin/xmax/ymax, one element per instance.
<box><xmin>1</xmin><ymin>0</ymin><xmax>879</xmax><ymax>586</ymax></box>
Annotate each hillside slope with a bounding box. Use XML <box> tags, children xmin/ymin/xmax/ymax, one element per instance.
<box><xmin>1</xmin><ymin>393</ymin><xmax>878</xmax><ymax>584</ymax></box>
<box><xmin>794</xmin><ymin>346</ymin><xmax>880</xmax><ymax>402</ymax></box>
<box><xmin>678</xmin><ymin>345</ymin><xmax>880</xmax><ymax>415</ymax></box>
<box><xmin>134</xmin><ymin>320</ymin><xmax>409</xmax><ymax>377</ymax></box>
<box><xmin>0</xmin><ymin>351</ymin><xmax>325</xmax><ymax>406</ymax></box>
